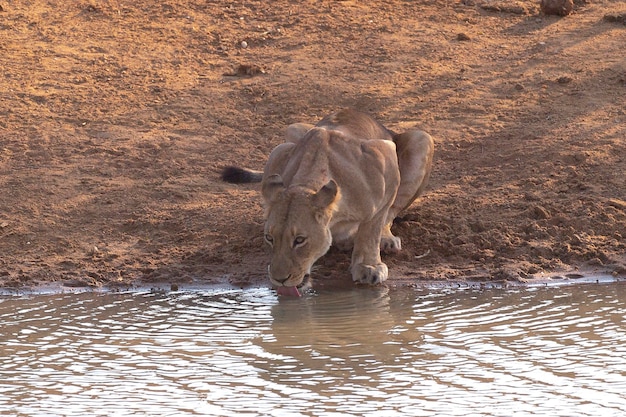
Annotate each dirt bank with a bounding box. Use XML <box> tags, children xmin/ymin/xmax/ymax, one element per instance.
<box><xmin>1</xmin><ymin>0</ymin><xmax>625</xmax><ymax>290</ymax></box>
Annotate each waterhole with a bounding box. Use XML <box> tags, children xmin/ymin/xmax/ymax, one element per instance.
<box><xmin>1</xmin><ymin>283</ymin><xmax>625</xmax><ymax>416</ymax></box>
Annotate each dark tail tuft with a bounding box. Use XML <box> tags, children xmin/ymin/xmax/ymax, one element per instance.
<box><xmin>221</xmin><ymin>166</ymin><xmax>263</xmax><ymax>183</ymax></box>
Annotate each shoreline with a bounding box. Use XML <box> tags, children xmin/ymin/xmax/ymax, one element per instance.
<box><xmin>2</xmin><ymin>270</ymin><xmax>623</xmax><ymax>297</ymax></box>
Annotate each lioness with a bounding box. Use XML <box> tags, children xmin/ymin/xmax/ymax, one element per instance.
<box><xmin>222</xmin><ymin>109</ymin><xmax>434</xmax><ymax>296</ymax></box>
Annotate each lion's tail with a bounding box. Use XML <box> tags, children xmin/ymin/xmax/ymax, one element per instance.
<box><xmin>221</xmin><ymin>166</ymin><xmax>263</xmax><ymax>183</ymax></box>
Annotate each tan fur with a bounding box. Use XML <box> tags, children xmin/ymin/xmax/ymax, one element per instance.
<box><xmin>258</xmin><ymin>109</ymin><xmax>434</xmax><ymax>289</ymax></box>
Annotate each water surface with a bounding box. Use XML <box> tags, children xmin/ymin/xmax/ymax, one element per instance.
<box><xmin>1</xmin><ymin>284</ymin><xmax>625</xmax><ymax>416</ymax></box>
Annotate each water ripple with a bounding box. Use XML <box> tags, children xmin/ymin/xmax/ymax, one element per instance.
<box><xmin>0</xmin><ymin>285</ymin><xmax>625</xmax><ymax>416</ymax></box>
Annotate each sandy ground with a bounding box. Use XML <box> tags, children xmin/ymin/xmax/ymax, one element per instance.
<box><xmin>1</xmin><ymin>0</ymin><xmax>625</xmax><ymax>291</ymax></box>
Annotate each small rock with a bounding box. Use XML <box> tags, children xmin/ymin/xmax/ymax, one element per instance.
<box><xmin>457</xmin><ymin>33</ymin><xmax>471</xmax><ymax>41</ymax></box>
<box><xmin>557</xmin><ymin>76</ymin><xmax>573</xmax><ymax>84</ymax></box>
<box><xmin>603</xmin><ymin>13</ymin><xmax>626</xmax><ymax>25</ymax></box>
<box><xmin>532</xmin><ymin>205</ymin><xmax>551</xmax><ymax>220</ymax></box>
<box><xmin>223</xmin><ymin>64</ymin><xmax>266</xmax><ymax>77</ymax></box>
<box><xmin>541</xmin><ymin>0</ymin><xmax>574</xmax><ymax>16</ymax></box>
<box><xmin>240</xmin><ymin>40</ymin><xmax>248</xmax><ymax>48</ymax></box>
<box><xmin>527</xmin><ymin>266</ymin><xmax>541</xmax><ymax>274</ymax></box>
<box><xmin>524</xmin><ymin>192</ymin><xmax>541</xmax><ymax>201</ymax></box>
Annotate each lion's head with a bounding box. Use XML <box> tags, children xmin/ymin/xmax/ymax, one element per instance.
<box><xmin>261</xmin><ymin>174</ymin><xmax>339</xmax><ymax>293</ymax></box>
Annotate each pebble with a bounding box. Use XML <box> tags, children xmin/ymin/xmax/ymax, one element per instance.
<box><xmin>557</xmin><ymin>76</ymin><xmax>573</xmax><ymax>84</ymax></box>
<box><xmin>532</xmin><ymin>205</ymin><xmax>551</xmax><ymax>220</ymax></box>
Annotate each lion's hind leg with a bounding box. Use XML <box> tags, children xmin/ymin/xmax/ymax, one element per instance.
<box><xmin>391</xmin><ymin>130</ymin><xmax>434</xmax><ymax>216</ymax></box>
<box><xmin>380</xmin><ymin>130</ymin><xmax>434</xmax><ymax>253</ymax></box>
<box><xmin>380</xmin><ymin>223</ymin><xmax>402</xmax><ymax>253</ymax></box>
<box><xmin>286</xmin><ymin>123</ymin><xmax>314</xmax><ymax>143</ymax></box>
<box><xmin>262</xmin><ymin>123</ymin><xmax>314</xmax><ymax>179</ymax></box>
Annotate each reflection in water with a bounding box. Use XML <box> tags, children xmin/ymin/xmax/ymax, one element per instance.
<box><xmin>0</xmin><ymin>284</ymin><xmax>625</xmax><ymax>416</ymax></box>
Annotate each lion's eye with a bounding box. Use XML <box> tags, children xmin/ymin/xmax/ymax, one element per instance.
<box><xmin>293</xmin><ymin>236</ymin><xmax>307</xmax><ymax>248</ymax></box>
<box><xmin>264</xmin><ymin>234</ymin><xmax>274</xmax><ymax>245</ymax></box>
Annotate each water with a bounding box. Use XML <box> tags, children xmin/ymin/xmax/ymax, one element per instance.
<box><xmin>1</xmin><ymin>283</ymin><xmax>625</xmax><ymax>416</ymax></box>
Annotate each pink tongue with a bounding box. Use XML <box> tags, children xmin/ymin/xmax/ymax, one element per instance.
<box><xmin>277</xmin><ymin>286</ymin><xmax>301</xmax><ymax>297</ymax></box>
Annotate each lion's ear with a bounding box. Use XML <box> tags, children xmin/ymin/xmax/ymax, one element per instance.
<box><xmin>313</xmin><ymin>179</ymin><xmax>339</xmax><ymax>209</ymax></box>
<box><xmin>262</xmin><ymin>174</ymin><xmax>284</xmax><ymax>202</ymax></box>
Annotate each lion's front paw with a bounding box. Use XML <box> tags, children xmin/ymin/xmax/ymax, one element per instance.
<box><xmin>351</xmin><ymin>263</ymin><xmax>388</xmax><ymax>285</ymax></box>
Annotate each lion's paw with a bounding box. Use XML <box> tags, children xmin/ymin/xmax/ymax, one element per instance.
<box><xmin>333</xmin><ymin>238</ymin><xmax>354</xmax><ymax>252</ymax></box>
<box><xmin>351</xmin><ymin>263</ymin><xmax>388</xmax><ymax>285</ymax></box>
<box><xmin>380</xmin><ymin>235</ymin><xmax>401</xmax><ymax>254</ymax></box>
